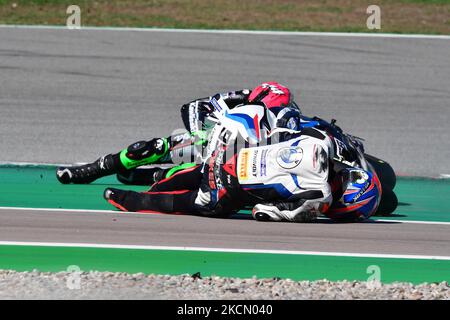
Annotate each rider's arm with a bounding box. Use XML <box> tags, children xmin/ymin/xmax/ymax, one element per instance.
<box><xmin>252</xmin><ymin>188</ymin><xmax>333</xmax><ymax>222</ymax></box>
<box><xmin>180</xmin><ymin>89</ymin><xmax>251</xmax><ymax>134</ymax></box>
<box><xmin>220</xmin><ymin>89</ymin><xmax>251</xmax><ymax>109</ymax></box>
<box><xmin>253</xmin><ymin>129</ymin><xmax>335</xmax><ymax>223</ymax></box>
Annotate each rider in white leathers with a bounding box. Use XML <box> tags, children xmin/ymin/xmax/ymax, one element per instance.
<box><xmin>104</xmin><ymin>124</ymin><xmax>336</xmax><ymax>223</ymax></box>
<box><xmin>238</xmin><ymin>129</ymin><xmax>334</xmax><ymax>222</ymax></box>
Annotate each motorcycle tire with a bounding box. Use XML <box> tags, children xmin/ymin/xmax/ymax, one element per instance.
<box><xmin>364</xmin><ymin>154</ymin><xmax>397</xmax><ymax>190</ymax></box>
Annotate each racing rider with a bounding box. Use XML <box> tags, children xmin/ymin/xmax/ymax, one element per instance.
<box><xmin>56</xmin><ymin>82</ymin><xmax>301</xmax><ymax>185</ymax></box>
<box><xmin>103</xmin><ymin>126</ymin><xmax>381</xmax><ymax>223</ymax></box>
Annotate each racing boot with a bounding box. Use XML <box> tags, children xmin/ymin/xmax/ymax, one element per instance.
<box><xmin>56</xmin><ymin>137</ymin><xmax>171</xmax><ymax>185</ymax></box>
<box><xmin>104</xmin><ymin>188</ymin><xmax>146</xmax><ymax>212</ymax></box>
<box><xmin>104</xmin><ymin>187</ymin><xmax>183</xmax><ymax>213</ymax></box>
<box><xmin>56</xmin><ymin>154</ymin><xmax>120</xmax><ymax>184</ymax></box>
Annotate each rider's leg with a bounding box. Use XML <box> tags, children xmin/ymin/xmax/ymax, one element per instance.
<box><xmin>149</xmin><ymin>163</ymin><xmax>202</xmax><ymax>191</ymax></box>
<box><xmin>104</xmin><ymin>163</ymin><xmax>240</xmax><ymax>218</ymax></box>
<box><xmin>104</xmin><ymin>163</ymin><xmax>202</xmax><ymax>213</ymax></box>
<box><xmin>104</xmin><ymin>185</ymin><xmax>238</xmax><ymax>218</ymax></box>
<box><xmin>56</xmin><ymin>137</ymin><xmax>171</xmax><ymax>184</ymax></box>
<box><xmin>115</xmin><ymin>161</ymin><xmax>200</xmax><ymax>187</ymax></box>
<box><xmin>116</xmin><ymin>167</ymin><xmax>166</xmax><ymax>186</ymax></box>
<box><xmin>104</xmin><ymin>163</ymin><xmax>203</xmax><ymax>213</ymax></box>
<box><xmin>118</xmin><ymin>138</ymin><xmax>172</xmax><ymax>170</ymax></box>
<box><xmin>104</xmin><ymin>187</ymin><xmax>200</xmax><ymax>214</ymax></box>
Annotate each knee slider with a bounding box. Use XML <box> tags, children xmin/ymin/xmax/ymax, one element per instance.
<box><xmin>126</xmin><ymin>139</ymin><xmax>165</xmax><ymax>161</ymax></box>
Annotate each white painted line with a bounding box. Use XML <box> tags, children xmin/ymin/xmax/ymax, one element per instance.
<box><xmin>1</xmin><ymin>206</ymin><xmax>449</xmax><ymax>225</ymax></box>
<box><xmin>374</xmin><ymin>219</ymin><xmax>450</xmax><ymax>226</ymax></box>
<box><xmin>0</xmin><ymin>240</ymin><xmax>449</xmax><ymax>261</ymax></box>
<box><xmin>316</xmin><ymin>216</ymin><xmax>450</xmax><ymax>226</ymax></box>
<box><xmin>0</xmin><ymin>24</ymin><xmax>449</xmax><ymax>40</ymax></box>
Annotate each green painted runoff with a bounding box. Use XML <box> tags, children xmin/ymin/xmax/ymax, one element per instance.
<box><xmin>0</xmin><ymin>166</ymin><xmax>448</xmax><ymax>222</ymax></box>
<box><xmin>0</xmin><ymin>165</ymin><xmax>449</xmax><ymax>282</ymax></box>
<box><xmin>0</xmin><ymin>245</ymin><xmax>449</xmax><ymax>284</ymax></box>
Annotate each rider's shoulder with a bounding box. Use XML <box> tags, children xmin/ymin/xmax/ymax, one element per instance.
<box><xmin>280</xmin><ymin>127</ymin><xmax>329</xmax><ymax>143</ymax></box>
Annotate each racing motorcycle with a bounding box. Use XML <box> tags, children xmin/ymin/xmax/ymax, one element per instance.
<box><xmin>119</xmin><ymin>97</ymin><xmax>398</xmax><ymax>220</ymax></box>
<box><xmin>201</xmin><ymin>96</ymin><xmax>398</xmax><ymax>220</ymax></box>
<box><xmin>294</xmin><ymin>115</ymin><xmax>398</xmax><ymax>218</ymax></box>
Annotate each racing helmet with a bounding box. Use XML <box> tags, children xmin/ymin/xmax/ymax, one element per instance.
<box><xmin>326</xmin><ymin>168</ymin><xmax>382</xmax><ymax>221</ymax></box>
<box><xmin>248</xmin><ymin>82</ymin><xmax>302</xmax><ymax>132</ymax></box>
<box><xmin>248</xmin><ymin>82</ymin><xmax>300</xmax><ymax>112</ymax></box>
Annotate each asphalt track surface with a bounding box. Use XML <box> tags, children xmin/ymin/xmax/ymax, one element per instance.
<box><xmin>1</xmin><ymin>208</ymin><xmax>450</xmax><ymax>257</ymax></box>
<box><xmin>0</xmin><ymin>27</ymin><xmax>449</xmax><ymax>258</ymax></box>
<box><xmin>0</xmin><ymin>27</ymin><xmax>449</xmax><ymax>177</ymax></box>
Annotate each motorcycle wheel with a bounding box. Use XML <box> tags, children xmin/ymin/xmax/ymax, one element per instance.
<box><xmin>374</xmin><ymin>187</ymin><xmax>398</xmax><ymax>216</ymax></box>
<box><xmin>364</xmin><ymin>154</ymin><xmax>396</xmax><ymax>190</ymax></box>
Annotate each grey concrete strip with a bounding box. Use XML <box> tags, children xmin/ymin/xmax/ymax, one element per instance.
<box><xmin>0</xmin><ymin>208</ymin><xmax>449</xmax><ymax>257</ymax></box>
<box><xmin>0</xmin><ymin>28</ymin><xmax>449</xmax><ymax>176</ymax></box>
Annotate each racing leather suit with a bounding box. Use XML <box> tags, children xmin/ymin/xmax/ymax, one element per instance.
<box><xmin>236</xmin><ymin>128</ymin><xmax>334</xmax><ymax>222</ymax></box>
<box><xmin>105</xmin><ymin>127</ymin><xmax>334</xmax><ymax>222</ymax></box>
